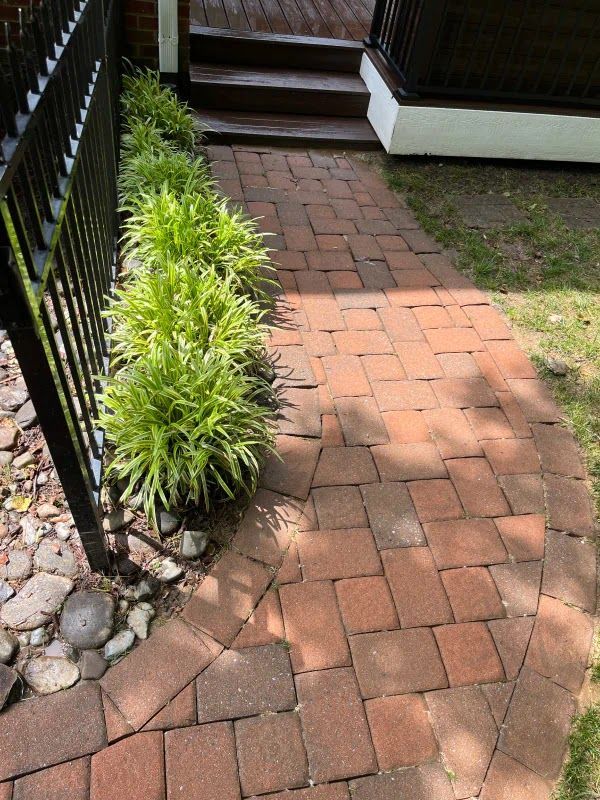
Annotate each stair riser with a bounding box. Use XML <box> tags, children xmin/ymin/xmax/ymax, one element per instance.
<box><xmin>190</xmin><ymin>34</ymin><xmax>363</xmax><ymax>73</ymax></box>
<box><xmin>191</xmin><ymin>83</ymin><xmax>369</xmax><ymax>117</ymax></box>
<box><xmin>202</xmin><ymin>126</ymin><xmax>381</xmax><ymax>150</ymax></box>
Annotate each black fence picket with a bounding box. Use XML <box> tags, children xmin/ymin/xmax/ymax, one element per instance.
<box><xmin>368</xmin><ymin>0</ymin><xmax>600</xmax><ymax>107</ymax></box>
<box><xmin>0</xmin><ymin>0</ymin><xmax>120</xmax><ymax>571</ymax></box>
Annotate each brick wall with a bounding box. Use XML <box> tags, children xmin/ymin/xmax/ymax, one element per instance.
<box><xmin>0</xmin><ymin>0</ymin><xmax>190</xmax><ymax>75</ymax></box>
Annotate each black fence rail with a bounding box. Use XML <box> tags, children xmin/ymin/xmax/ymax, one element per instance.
<box><xmin>0</xmin><ymin>0</ymin><xmax>120</xmax><ymax>571</ymax></box>
<box><xmin>369</xmin><ymin>0</ymin><xmax>600</xmax><ymax>107</ymax></box>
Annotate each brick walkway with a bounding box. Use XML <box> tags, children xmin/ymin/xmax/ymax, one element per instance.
<box><xmin>0</xmin><ymin>148</ymin><xmax>597</xmax><ymax>800</ymax></box>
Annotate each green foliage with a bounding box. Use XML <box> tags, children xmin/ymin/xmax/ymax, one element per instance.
<box><xmin>101</xmin><ymin>346</ymin><xmax>274</xmax><ymax>518</ymax></box>
<box><xmin>554</xmin><ymin>704</ymin><xmax>600</xmax><ymax>800</ymax></box>
<box><xmin>120</xmin><ymin>122</ymin><xmax>175</xmax><ymax>161</ymax></box>
<box><xmin>121</xmin><ymin>185</ymin><xmax>270</xmax><ymax>295</ymax></box>
<box><xmin>109</xmin><ymin>261</ymin><xmax>268</xmax><ymax>370</ymax></box>
<box><xmin>118</xmin><ymin>147</ymin><xmax>213</xmax><ymax>205</ymax></box>
<box><xmin>121</xmin><ymin>69</ymin><xmax>195</xmax><ymax>151</ymax></box>
<box><xmin>101</xmin><ymin>69</ymin><xmax>275</xmax><ymax>524</ymax></box>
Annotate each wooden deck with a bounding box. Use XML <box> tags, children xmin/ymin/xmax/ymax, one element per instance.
<box><xmin>190</xmin><ymin>0</ymin><xmax>375</xmax><ymax>40</ymax></box>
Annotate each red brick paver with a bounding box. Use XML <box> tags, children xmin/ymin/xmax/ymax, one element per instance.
<box><xmin>9</xmin><ymin>147</ymin><xmax>597</xmax><ymax>800</ymax></box>
<box><xmin>296</xmin><ymin>667</ymin><xmax>377</xmax><ymax>783</ymax></box>
<box><xmin>90</xmin><ymin>732</ymin><xmax>164</xmax><ymax>800</ymax></box>
<box><xmin>165</xmin><ymin>722</ymin><xmax>239</xmax><ymax>800</ymax></box>
<box><xmin>13</xmin><ymin>758</ymin><xmax>90</xmax><ymax>800</ymax></box>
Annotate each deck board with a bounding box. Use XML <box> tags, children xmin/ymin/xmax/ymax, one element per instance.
<box><xmin>191</xmin><ymin>0</ymin><xmax>374</xmax><ymax>39</ymax></box>
<box><xmin>276</xmin><ymin>0</ymin><xmax>312</xmax><ymax>36</ymax></box>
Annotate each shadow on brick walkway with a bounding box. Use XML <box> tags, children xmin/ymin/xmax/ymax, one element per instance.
<box><xmin>0</xmin><ymin>148</ymin><xmax>596</xmax><ymax>800</ymax></box>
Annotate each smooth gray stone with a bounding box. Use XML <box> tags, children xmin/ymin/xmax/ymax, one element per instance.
<box><xmin>1</xmin><ymin>573</ymin><xmax>73</xmax><ymax>631</ymax></box>
<box><xmin>60</xmin><ymin>590</ymin><xmax>115</xmax><ymax>649</ymax></box>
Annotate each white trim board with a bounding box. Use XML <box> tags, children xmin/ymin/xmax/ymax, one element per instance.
<box><xmin>360</xmin><ymin>53</ymin><xmax>600</xmax><ymax>163</ymax></box>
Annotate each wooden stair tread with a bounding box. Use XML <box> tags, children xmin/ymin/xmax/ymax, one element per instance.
<box><xmin>194</xmin><ymin>109</ymin><xmax>381</xmax><ymax>148</ymax></box>
<box><xmin>190</xmin><ymin>63</ymin><xmax>369</xmax><ymax>94</ymax></box>
<box><xmin>189</xmin><ymin>26</ymin><xmax>364</xmax><ymax>71</ymax></box>
<box><xmin>190</xmin><ymin>25</ymin><xmax>365</xmax><ymax>50</ymax></box>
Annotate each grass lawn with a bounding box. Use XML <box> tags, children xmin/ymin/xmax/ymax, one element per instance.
<box><xmin>378</xmin><ymin>155</ymin><xmax>600</xmax><ymax>799</ymax></box>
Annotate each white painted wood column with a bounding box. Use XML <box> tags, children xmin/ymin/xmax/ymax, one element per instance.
<box><xmin>158</xmin><ymin>0</ymin><xmax>179</xmax><ymax>74</ymax></box>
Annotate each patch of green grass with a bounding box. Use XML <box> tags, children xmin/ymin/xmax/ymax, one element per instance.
<box><xmin>554</xmin><ymin>705</ymin><xmax>600</xmax><ymax>800</ymax></box>
<box><xmin>382</xmin><ymin>156</ymin><xmax>600</xmax><ymax>518</ymax></box>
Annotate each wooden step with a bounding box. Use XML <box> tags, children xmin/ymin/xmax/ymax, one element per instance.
<box><xmin>190</xmin><ymin>63</ymin><xmax>370</xmax><ymax>116</ymax></box>
<box><xmin>190</xmin><ymin>26</ymin><xmax>365</xmax><ymax>72</ymax></box>
<box><xmin>194</xmin><ymin>109</ymin><xmax>381</xmax><ymax>148</ymax></box>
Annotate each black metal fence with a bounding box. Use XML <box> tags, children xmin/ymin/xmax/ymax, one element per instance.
<box><xmin>0</xmin><ymin>0</ymin><xmax>120</xmax><ymax>571</ymax></box>
<box><xmin>369</xmin><ymin>0</ymin><xmax>600</xmax><ymax>107</ymax></box>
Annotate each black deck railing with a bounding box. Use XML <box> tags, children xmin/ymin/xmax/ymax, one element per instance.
<box><xmin>0</xmin><ymin>0</ymin><xmax>120</xmax><ymax>571</ymax></box>
<box><xmin>368</xmin><ymin>0</ymin><xmax>600</xmax><ymax>107</ymax></box>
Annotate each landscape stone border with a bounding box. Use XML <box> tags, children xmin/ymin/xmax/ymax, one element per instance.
<box><xmin>0</xmin><ymin>148</ymin><xmax>596</xmax><ymax>800</ymax></box>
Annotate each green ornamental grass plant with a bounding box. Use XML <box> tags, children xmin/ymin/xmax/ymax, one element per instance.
<box><xmin>109</xmin><ymin>261</ymin><xmax>268</xmax><ymax>370</ymax></box>
<box><xmin>120</xmin><ymin>187</ymin><xmax>270</xmax><ymax>296</ymax></box>
<box><xmin>121</xmin><ymin>69</ymin><xmax>196</xmax><ymax>152</ymax></box>
<box><xmin>118</xmin><ymin>148</ymin><xmax>213</xmax><ymax>205</ymax></box>
<box><xmin>100</xmin><ymin>70</ymin><xmax>275</xmax><ymax>527</ymax></box>
<box><xmin>102</xmin><ymin>345</ymin><xmax>273</xmax><ymax>516</ymax></box>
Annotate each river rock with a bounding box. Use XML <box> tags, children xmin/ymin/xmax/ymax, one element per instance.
<box><xmin>55</xmin><ymin>522</ymin><xmax>72</xmax><ymax>541</ymax></box>
<box><xmin>0</xmin><ymin>452</ymin><xmax>13</xmax><ymax>467</ymax></box>
<box><xmin>44</xmin><ymin>639</ymin><xmax>78</xmax><ymax>660</ymax></box>
<box><xmin>13</xmin><ymin>451</ymin><xmax>35</xmax><ymax>470</ymax></box>
<box><xmin>127</xmin><ymin>602</ymin><xmax>155</xmax><ymax>640</ymax></box>
<box><xmin>0</xmin><ymin>664</ymin><xmax>22</xmax><ymax>708</ymax></box>
<box><xmin>15</xmin><ymin>400</ymin><xmax>37</xmax><ymax>429</ymax></box>
<box><xmin>103</xmin><ymin>628</ymin><xmax>135</xmax><ymax>660</ymax></box>
<box><xmin>21</xmin><ymin>515</ymin><xmax>39</xmax><ymax>546</ymax></box>
<box><xmin>34</xmin><ymin>541</ymin><xmax>77</xmax><ymax>577</ymax></box>
<box><xmin>0</xmin><ymin>573</ymin><xmax>74</xmax><ymax>630</ymax></box>
<box><xmin>29</xmin><ymin>626</ymin><xmax>50</xmax><ymax>647</ymax></box>
<box><xmin>0</xmin><ymin>386</ymin><xmax>28</xmax><ymax>413</ymax></box>
<box><xmin>157</xmin><ymin>507</ymin><xmax>180</xmax><ymax>536</ymax></box>
<box><xmin>23</xmin><ymin>656</ymin><xmax>80</xmax><ymax>694</ymax></box>
<box><xmin>0</xmin><ymin>426</ymin><xmax>18</xmax><ymax>451</ymax></box>
<box><xmin>60</xmin><ymin>590</ymin><xmax>115</xmax><ymax>649</ymax></box>
<box><xmin>115</xmin><ymin>555</ymin><xmax>139</xmax><ymax>577</ymax></box>
<box><xmin>0</xmin><ymin>628</ymin><xmax>18</xmax><ymax>663</ymax></box>
<box><xmin>36</xmin><ymin>503</ymin><xmax>62</xmax><ymax>520</ymax></box>
<box><xmin>132</xmin><ymin>575</ymin><xmax>160</xmax><ymax>602</ymax></box>
<box><xmin>156</xmin><ymin>558</ymin><xmax>183</xmax><ymax>583</ymax></box>
<box><xmin>0</xmin><ymin>550</ymin><xmax>32</xmax><ymax>581</ymax></box>
<box><xmin>180</xmin><ymin>530</ymin><xmax>209</xmax><ymax>560</ymax></box>
<box><xmin>79</xmin><ymin>649</ymin><xmax>108</xmax><ymax>680</ymax></box>
<box><xmin>545</xmin><ymin>356</ymin><xmax>568</xmax><ymax>376</ymax></box>
<box><xmin>0</xmin><ymin>580</ymin><xmax>14</xmax><ymax>604</ymax></box>
<box><xmin>103</xmin><ymin>509</ymin><xmax>135</xmax><ymax>533</ymax></box>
